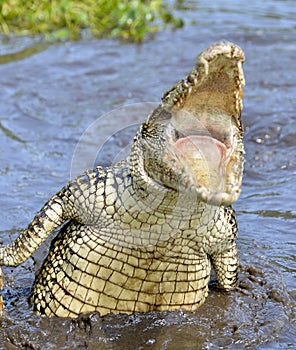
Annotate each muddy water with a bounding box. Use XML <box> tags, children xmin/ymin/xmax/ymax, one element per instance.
<box><xmin>0</xmin><ymin>0</ymin><xmax>295</xmax><ymax>348</ymax></box>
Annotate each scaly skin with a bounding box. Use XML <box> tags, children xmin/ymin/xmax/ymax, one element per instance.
<box><xmin>0</xmin><ymin>42</ymin><xmax>245</xmax><ymax>317</ymax></box>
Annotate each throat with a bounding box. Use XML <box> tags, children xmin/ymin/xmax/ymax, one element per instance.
<box><xmin>174</xmin><ymin>135</ymin><xmax>228</xmax><ymax>191</ymax></box>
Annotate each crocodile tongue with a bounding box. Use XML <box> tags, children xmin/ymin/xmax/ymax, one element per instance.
<box><xmin>175</xmin><ymin>135</ymin><xmax>227</xmax><ymax>191</ymax></box>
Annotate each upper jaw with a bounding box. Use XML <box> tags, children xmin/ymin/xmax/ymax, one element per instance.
<box><xmin>162</xmin><ymin>41</ymin><xmax>245</xmax><ymax>131</ymax></box>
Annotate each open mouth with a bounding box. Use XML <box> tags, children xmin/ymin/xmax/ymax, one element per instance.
<box><xmin>162</xmin><ymin>41</ymin><xmax>245</xmax><ymax>204</ymax></box>
<box><xmin>173</xmin><ymin>122</ymin><xmax>232</xmax><ymax>193</ymax></box>
<box><xmin>169</xmin><ymin>108</ymin><xmax>234</xmax><ymax>197</ymax></box>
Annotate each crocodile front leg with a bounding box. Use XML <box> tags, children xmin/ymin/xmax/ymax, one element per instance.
<box><xmin>210</xmin><ymin>207</ymin><xmax>239</xmax><ymax>290</ymax></box>
<box><xmin>211</xmin><ymin>245</ymin><xmax>238</xmax><ymax>290</ymax></box>
<box><xmin>0</xmin><ymin>188</ymin><xmax>69</xmax><ymax>267</ymax></box>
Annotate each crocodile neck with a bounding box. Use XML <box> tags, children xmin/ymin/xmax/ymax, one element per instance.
<box><xmin>100</xmin><ymin>150</ymin><xmax>222</xmax><ymax>252</ymax></box>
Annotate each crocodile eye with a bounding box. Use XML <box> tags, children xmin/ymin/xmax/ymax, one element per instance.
<box><xmin>174</xmin><ymin>130</ymin><xmax>183</xmax><ymax>140</ymax></box>
<box><xmin>157</xmin><ymin>109</ymin><xmax>173</xmax><ymax>122</ymax></box>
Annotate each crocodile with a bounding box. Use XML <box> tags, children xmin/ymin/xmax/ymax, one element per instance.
<box><xmin>0</xmin><ymin>41</ymin><xmax>245</xmax><ymax>318</ymax></box>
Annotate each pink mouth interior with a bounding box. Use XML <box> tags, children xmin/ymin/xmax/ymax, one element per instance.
<box><xmin>175</xmin><ymin>135</ymin><xmax>228</xmax><ymax>190</ymax></box>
